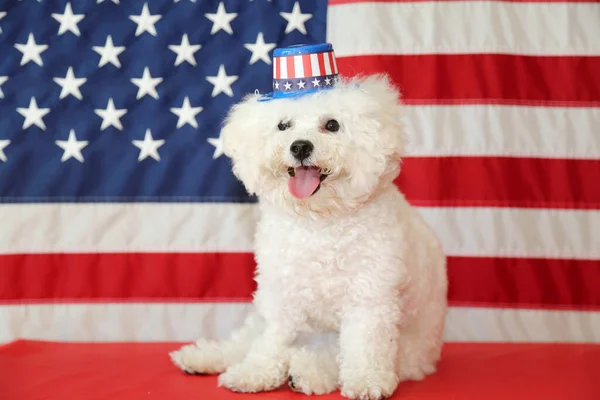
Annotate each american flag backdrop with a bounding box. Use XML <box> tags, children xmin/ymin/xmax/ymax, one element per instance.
<box><xmin>0</xmin><ymin>0</ymin><xmax>599</xmax><ymax>344</ymax></box>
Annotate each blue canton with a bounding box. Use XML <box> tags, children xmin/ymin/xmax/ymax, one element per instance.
<box><xmin>0</xmin><ymin>0</ymin><xmax>327</xmax><ymax>203</ymax></box>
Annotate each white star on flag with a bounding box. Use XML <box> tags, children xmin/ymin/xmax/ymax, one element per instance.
<box><xmin>129</xmin><ymin>2</ymin><xmax>162</xmax><ymax>37</ymax></box>
<box><xmin>0</xmin><ymin>140</ymin><xmax>9</xmax><ymax>163</ymax></box>
<box><xmin>51</xmin><ymin>3</ymin><xmax>85</xmax><ymax>37</ymax></box>
<box><xmin>97</xmin><ymin>0</ymin><xmax>120</xmax><ymax>3</ymax></box>
<box><xmin>207</xmin><ymin>137</ymin><xmax>224</xmax><ymax>159</ymax></box>
<box><xmin>131</xmin><ymin>67</ymin><xmax>163</xmax><ymax>100</ymax></box>
<box><xmin>0</xmin><ymin>76</ymin><xmax>8</xmax><ymax>98</ymax></box>
<box><xmin>133</xmin><ymin>129</ymin><xmax>165</xmax><ymax>161</ymax></box>
<box><xmin>14</xmin><ymin>33</ymin><xmax>48</xmax><ymax>67</ymax></box>
<box><xmin>244</xmin><ymin>32</ymin><xmax>276</xmax><ymax>65</ymax></box>
<box><xmin>205</xmin><ymin>2</ymin><xmax>237</xmax><ymax>35</ymax></box>
<box><xmin>206</xmin><ymin>65</ymin><xmax>238</xmax><ymax>97</ymax></box>
<box><xmin>280</xmin><ymin>1</ymin><xmax>312</xmax><ymax>35</ymax></box>
<box><xmin>53</xmin><ymin>67</ymin><xmax>86</xmax><ymax>100</ymax></box>
<box><xmin>16</xmin><ymin>97</ymin><xmax>50</xmax><ymax>130</ymax></box>
<box><xmin>171</xmin><ymin>97</ymin><xmax>203</xmax><ymax>129</ymax></box>
<box><xmin>55</xmin><ymin>130</ymin><xmax>88</xmax><ymax>163</ymax></box>
<box><xmin>169</xmin><ymin>34</ymin><xmax>202</xmax><ymax>67</ymax></box>
<box><xmin>93</xmin><ymin>36</ymin><xmax>126</xmax><ymax>68</ymax></box>
<box><xmin>94</xmin><ymin>98</ymin><xmax>127</xmax><ymax>131</ymax></box>
<box><xmin>311</xmin><ymin>78</ymin><xmax>320</xmax><ymax>87</ymax></box>
<box><xmin>0</xmin><ymin>12</ymin><xmax>6</xmax><ymax>34</ymax></box>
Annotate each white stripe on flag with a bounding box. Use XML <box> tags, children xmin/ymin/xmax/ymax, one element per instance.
<box><xmin>0</xmin><ymin>203</ymin><xmax>598</xmax><ymax>259</ymax></box>
<box><xmin>403</xmin><ymin>105</ymin><xmax>600</xmax><ymax>158</ymax></box>
<box><xmin>1</xmin><ymin>303</ymin><xmax>598</xmax><ymax>344</ymax></box>
<box><xmin>327</xmin><ymin>1</ymin><xmax>600</xmax><ymax>56</ymax></box>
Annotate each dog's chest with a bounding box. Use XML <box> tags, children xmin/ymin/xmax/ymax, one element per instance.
<box><xmin>255</xmin><ymin>216</ymin><xmax>368</xmax><ymax>329</ymax></box>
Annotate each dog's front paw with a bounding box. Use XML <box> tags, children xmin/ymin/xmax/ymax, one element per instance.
<box><xmin>288</xmin><ymin>373</ymin><xmax>338</xmax><ymax>396</ymax></box>
<box><xmin>218</xmin><ymin>360</ymin><xmax>288</xmax><ymax>393</ymax></box>
<box><xmin>169</xmin><ymin>339</ymin><xmax>232</xmax><ymax>375</ymax></box>
<box><xmin>287</xmin><ymin>348</ymin><xmax>339</xmax><ymax>395</ymax></box>
<box><xmin>340</xmin><ymin>371</ymin><xmax>398</xmax><ymax>400</ymax></box>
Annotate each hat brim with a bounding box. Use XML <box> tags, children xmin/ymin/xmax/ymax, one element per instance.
<box><xmin>257</xmin><ymin>87</ymin><xmax>333</xmax><ymax>103</ymax></box>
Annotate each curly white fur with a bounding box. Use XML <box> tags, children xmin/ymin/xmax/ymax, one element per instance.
<box><xmin>170</xmin><ymin>74</ymin><xmax>448</xmax><ymax>399</ymax></box>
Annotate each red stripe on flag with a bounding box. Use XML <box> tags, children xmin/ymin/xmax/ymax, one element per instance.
<box><xmin>448</xmin><ymin>256</ymin><xmax>600</xmax><ymax>310</ymax></box>
<box><xmin>337</xmin><ymin>54</ymin><xmax>600</xmax><ymax>105</ymax></box>
<box><xmin>0</xmin><ymin>253</ymin><xmax>257</xmax><ymax>303</ymax></box>
<box><xmin>396</xmin><ymin>157</ymin><xmax>600</xmax><ymax>209</ymax></box>
<box><xmin>274</xmin><ymin>56</ymin><xmax>279</xmax><ymax>79</ymax></box>
<box><xmin>1</xmin><ymin>253</ymin><xmax>599</xmax><ymax>310</ymax></box>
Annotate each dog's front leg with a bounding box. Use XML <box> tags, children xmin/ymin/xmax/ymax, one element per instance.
<box><xmin>339</xmin><ymin>304</ymin><xmax>401</xmax><ymax>400</ymax></box>
<box><xmin>218</xmin><ymin>320</ymin><xmax>296</xmax><ymax>393</ymax></box>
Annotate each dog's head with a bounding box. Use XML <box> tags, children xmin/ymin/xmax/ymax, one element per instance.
<box><xmin>220</xmin><ymin>73</ymin><xmax>406</xmax><ymax>218</ymax></box>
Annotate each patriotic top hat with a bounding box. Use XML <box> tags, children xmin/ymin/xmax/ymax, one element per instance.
<box><xmin>258</xmin><ymin>43</ymin><xmax>339</xmax><ymax>102</ymax></box>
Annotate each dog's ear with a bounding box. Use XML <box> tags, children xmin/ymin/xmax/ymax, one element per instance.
<box><xmin>220</xmin><ymin>93</ymin><xmax>263</xmax><ymax>195</ymax></box>
<box><xmin>355</xmin><ymin>73</ymin><xmax>406</xmax><ymax>161</ymax></box>
<box><xmin>220</xmin><ymin>93</ymin><xmax>260</xmax><ymax>159</ymax></box>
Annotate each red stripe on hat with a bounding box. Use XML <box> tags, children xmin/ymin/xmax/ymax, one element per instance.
<box><xmin>318</xmin><ymin>53</ymin><xmax>327</xmax><ymax>76</ymax></box>
<box><xmin>286</xmin><ymin>56</ymin><xmax>295</xmax><ymax>79</ymax></box>
<box><xmin>302</xmin><ymin>54</ymin><xmax>313</xmax><ymax>77</ymax></box>
<box><xmin>331</xmin><ymin>52</ymin><xmax>338</xmax><ymax>73</ymax></box>
<box><xmin>273</xmin><ymin>57</ymin><xmax>279</xmax><ymax>79</ymax></box>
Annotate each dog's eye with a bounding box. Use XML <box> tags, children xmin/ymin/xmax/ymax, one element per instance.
<box><xmin>324</xmin><ymin>119</ymin><xmax>340</xmax><ymax>132</ymax></box>
<box><xmin>278</xmin><ymin>120</ymin><xmax>291</xmax><ymax>131</ymax></box>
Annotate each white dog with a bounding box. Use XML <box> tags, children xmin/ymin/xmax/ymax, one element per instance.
<box><xmin>170</xmin><ymin>72</ymin><xmax>448</xmax><ymax>400</ymax></box>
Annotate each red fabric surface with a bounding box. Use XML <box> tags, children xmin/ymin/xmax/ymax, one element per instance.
<box><xmin>0</xmin><ymin>340</ymin><xmax>599</xmax><ymax>400</ymax></box>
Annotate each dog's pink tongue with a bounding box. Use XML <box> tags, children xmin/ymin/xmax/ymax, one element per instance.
<box><xmin>289</xmin><ymin>167</ymin><xmax>321</xmax><ymax>199</ymax></box>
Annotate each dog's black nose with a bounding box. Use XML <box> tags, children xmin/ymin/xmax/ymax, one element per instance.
<box><xmin>290</xmin><ymin>140</ymin><xmax>313</xmax><ymax>161</ymax></box>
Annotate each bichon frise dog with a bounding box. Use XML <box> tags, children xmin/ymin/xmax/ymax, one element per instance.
<box><xmin>170</xmin><ymin>43</ymin><xmax>447</xmax><ymax>400</ymax></box>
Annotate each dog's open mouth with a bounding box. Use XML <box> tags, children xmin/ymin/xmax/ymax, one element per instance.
<box><xmin>287</xmin><ymin>166</ymin><xmax>328</xmax><ymax>199</ymax></box>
